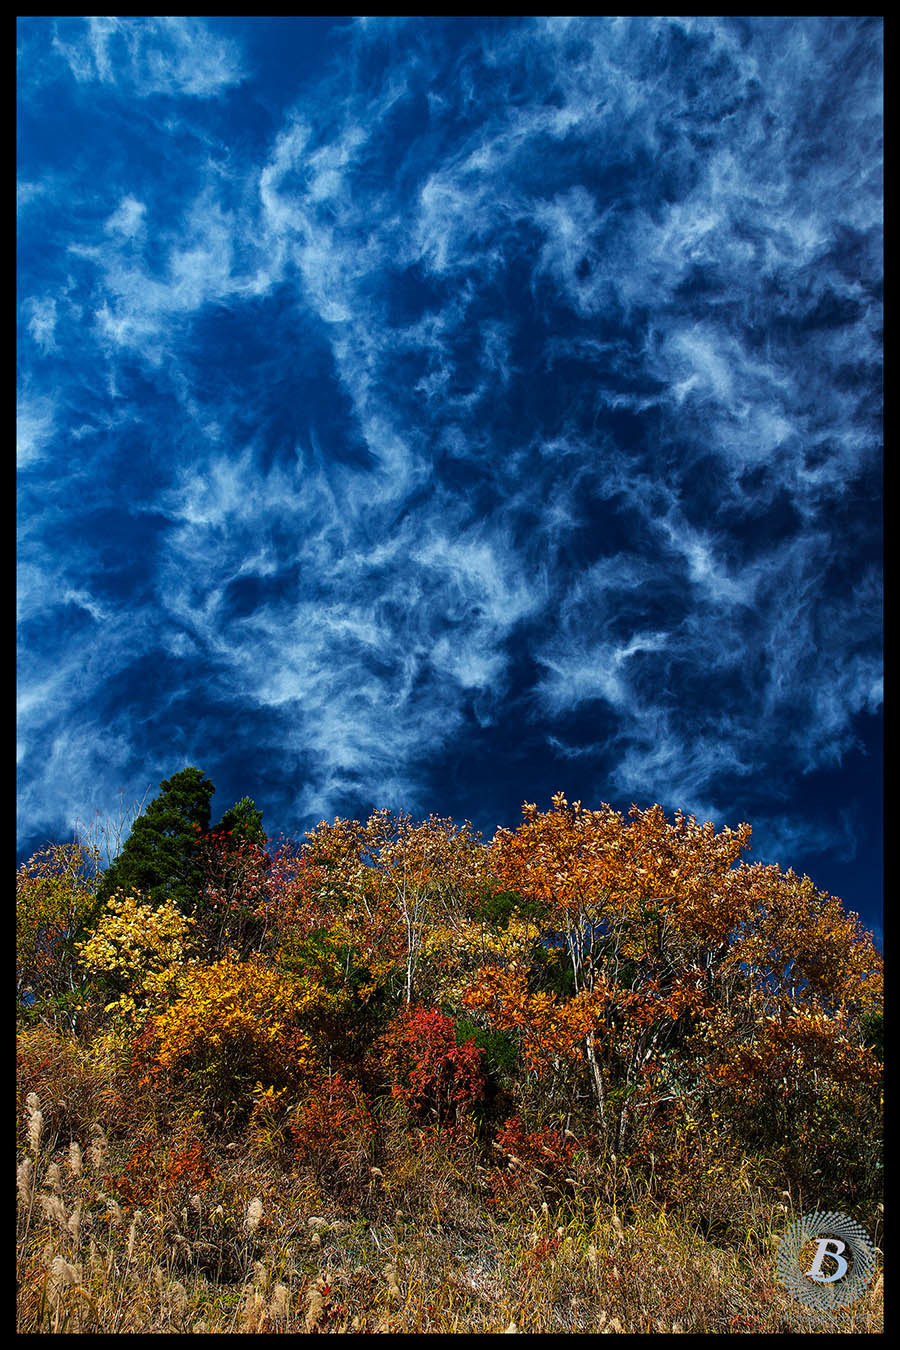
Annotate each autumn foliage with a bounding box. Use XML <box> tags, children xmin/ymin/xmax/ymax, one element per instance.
<box><xmin>16</xmin><ymin>841</ymin><xmax>101</xmax><ymax>1017</ymax></box>
<box><xmin>113</xmin><ymin>1133</ymin><xmax>216</xmax><ymax>1207</ymax></box>
<box><xmin>380</xmin><ymin>1006</ymin><xmax>487</xmax><ymax>1125</ymax></box>
<box><xmin>17</xmin><ymin>785</ymin><xmax>883</xmax><ymax>1265</ymax></box>
<box><xmin>289</xmin><ymin>1073</ymin><xmax>377</xmax><ymax>1194</ymax></box>
<box><xmin>132</xmin><ymin>955</ymin><xmax>318</xmax><ymax>1126</ymax></box>
<box><xmin>490</xmin><ymin>1115</ymin><xmax>579</xmax><ymax>1203</ymax></box>
<box><xmin>463</xmin><ymin>794</ymin><xmax>882</xmax><ymax>1188</ymax></box>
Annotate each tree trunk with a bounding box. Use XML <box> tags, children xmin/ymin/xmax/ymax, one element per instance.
<box><xmin>586</xmin><ymin>1031</ymin><xmax>606</xmax><ymax>1131</ymax></box>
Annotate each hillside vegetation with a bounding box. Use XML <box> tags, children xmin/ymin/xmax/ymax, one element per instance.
<box><xmin>17</xmin><ymin>778</ymin><xmax>883</xmax><ymax>1333</ymax></box>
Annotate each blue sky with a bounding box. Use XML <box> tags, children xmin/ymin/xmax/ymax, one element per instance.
<box><xmin>17</xmin><ymin>17</ymin><xmax>882</xmax><ymax>943</ymax></box>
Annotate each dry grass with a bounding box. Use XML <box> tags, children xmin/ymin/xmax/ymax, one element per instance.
<box><xmin>17</xmin><ymin>1083</ymin><xmax>882</xmax><ymax>1335</ymax></box>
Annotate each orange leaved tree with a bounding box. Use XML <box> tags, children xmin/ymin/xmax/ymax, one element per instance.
<box><xmin>463</xmin><ymin>794</ymin><xmax>882</xmax><ymax>1161</ymax></box>
<box><xmin>302</xmin><ymin>809</ymin><xmax>485</xmax><ymax>1006</ymax></box>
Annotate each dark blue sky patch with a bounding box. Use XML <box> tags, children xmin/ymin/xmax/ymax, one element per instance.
<box><xmin>18</xmin><ymin>600</ymin><xmax>98</xmax><ymax>661</ymax></box>
<box><xmin>221</xmin><ymin>571</ymin><xmax>299</xmax><ymax>623</ymax></box>
<box><xmin>184</xmin><ymin>294</ymin><xmax>369</xmax><ymax>472</ymax></box>
<box><xmin>376</xmin><ymin>264</ymin><xmax>451</xmax><ymax>329</ymax></box>
<box><xmin>424</xmin><ymin>701</ymin><xmax>600</xmax><ymax>835</ymax></box>
<box><xmin>91</xmin><ymin>650</ymin><xmax>197</xmax><ymax>724</ymax></box>
<box><xmin>80</xmin><ymin>509</ymin><xmax>174</xmax><ymax>606</ymax></box>
<box><xmin>716</xmin><ymin>489</ymin><xmax>805</xmax><ymax>563</ymax></box>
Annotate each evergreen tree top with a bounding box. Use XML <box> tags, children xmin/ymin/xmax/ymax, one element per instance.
<box><xmin>96</xmin><ymin>766</ymin><xmax>215</xmax><ymax>913</ymax></box>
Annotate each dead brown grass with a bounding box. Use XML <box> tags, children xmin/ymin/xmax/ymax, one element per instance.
<box><xmin>17</xmin><ymin>1082</ymin><xmax>882</xmax><ymax>1335</ymax></box>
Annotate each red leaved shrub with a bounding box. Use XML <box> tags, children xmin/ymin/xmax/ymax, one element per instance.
<box><xmin>380</xmin><ymin>1006</ymin><xmax>486</xmax><ymax>1125</ymax></box>
<box><xmin>112</xmin><ymin>1133</ymin><xmax>216</xmax><ymax>1207</ymax></box>
<box><xmin>490</xmin><ymin>1115</ymin><xmax>578</xmax><ymax>1202</ymax></box>
<box><xmin>290</xmin><ymin>1073</ymin><xmax>376</xmax><ymax>1193</ymax></box>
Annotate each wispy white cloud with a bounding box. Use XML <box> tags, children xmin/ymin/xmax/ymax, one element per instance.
<box><xmin>17</xmin><ymin>181</ymin><xmax>46</xmax><ymax>213</ymax></box>
<box><xmin>16</xmin><ymin>395</ymin><xmax>56</xmax><ymax>469</ymax></box>
<box><xmin>104</xmin><ymin>195</ymin><xmax>147</xmax><ymax>240</ymax></box>
<box><xmin>53</xmin><ymin>17</ymin><xmax>244</xmax><ymax>99</ymax></box>
<box><xmin>24</xmin><ymin>298</ymin><xmax>58</xmax><ymax>354</ymax></box>
<box><xmin>537</xmin><ymin>631</ymin><xmax>669</xmax><ymax>716</ymax></box>
<box><xmin>16</xmin><ymin>16</ymin><xmax>881</xmax><ymax>896</ymax></box>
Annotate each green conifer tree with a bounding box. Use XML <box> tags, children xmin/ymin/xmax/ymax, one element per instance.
<box><xmin>96</xmin><ymin>766</ymin><xmax>215</xmax><ymax>914</ymax></box>
<box><xmin>215</xmin><ymin>796</ymin><xmax>266</xmax><ymax>848</ymax></box>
